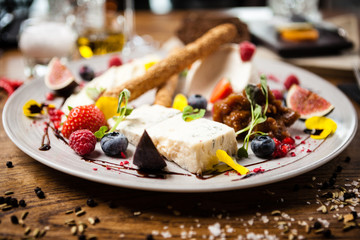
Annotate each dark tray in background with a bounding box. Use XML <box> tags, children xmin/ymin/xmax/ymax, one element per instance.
<box><xmin>249</xmin><ymin>22</ymin><xmax>353</xmax><ymax>58</ymax></box>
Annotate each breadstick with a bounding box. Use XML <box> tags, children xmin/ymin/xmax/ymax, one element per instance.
<box><xmin>154</xmin><ymin>74</ymin><xmax>179</xmax><ymax>107</ymax></box>
<box><xmin>103</xmin><ymin>23</ymin><xmax>237</xmax><ymax>100</ymax></box>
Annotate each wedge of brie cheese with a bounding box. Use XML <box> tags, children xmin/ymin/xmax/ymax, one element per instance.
<box><xmin>108</xmin><ymin>104</ymin><xmax>180</xmax><ymax>145</ymax></box>
<box><xmin>146</xmin><ymin>115</ymin><xmax>237</xmax><ymax>174</ymax></box>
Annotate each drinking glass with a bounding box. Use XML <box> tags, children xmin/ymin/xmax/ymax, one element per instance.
<box><xmin>18</xmin><ymin>18</ymin><xmax>77</xmax><ymax>78</ymax></box>
<box><xmin>75</xmin><ymin>0</ymin><xmax>127</xmax><ymax>58</ymax></box>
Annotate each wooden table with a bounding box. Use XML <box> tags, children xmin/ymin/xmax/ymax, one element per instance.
<box><xmin>1</xmin><ymin>10</ymin><xmax>360</xmax><ymax>240</ymax></box>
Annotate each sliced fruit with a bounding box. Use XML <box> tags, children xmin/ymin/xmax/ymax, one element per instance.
<box><xmin>209</xmin><ymin>77</ymin><xmax>233</xmax><ymax>103</ymax></box>
<box><xmin>286</xmin><ymin>84</ymin><xmax>334</xmax><ymax>120</ymax></box>
<box><xmin>45</xmin><ymin>57</ymin><xmax>78</xmax><ymax>96</ymax></box>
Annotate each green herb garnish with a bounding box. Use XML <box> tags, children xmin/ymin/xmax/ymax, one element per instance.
<box><xmin>94</xmin><ymin>89</ymin><xmax>133</xmax><ymax>139</ymax></box>
<box><xmin>86</xmin><ymin>87</ymin><xmax>105</xmax><ymax>100</ymax></box>
<box><xmin>236</xmin><ymin>74</ymin><xmax>269</xmax><ymax>158</ymax></box>
<box><xmin>182</xmin><ymin>105</ymin><xmax>206</xmax><ymax>122</ymax></box>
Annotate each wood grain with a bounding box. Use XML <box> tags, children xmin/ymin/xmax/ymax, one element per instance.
<box><xmin>1</xmin><ymin>10</ymin><xmax>360</xmax><ymax>240</ymax></box>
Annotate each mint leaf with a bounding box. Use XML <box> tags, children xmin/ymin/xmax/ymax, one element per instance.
<box><xmin>86</xmin><ymin>87</ymin><xmax>105</xmax><ymax>100</ymax></box>
<box><xmin>94</xmin><ymin>126</ymin><xmax>108</xmax><ymax>139</ymax></box>
<box><xmin>182</xmin><ymin>105</ymin><xmax>206</xmax><ymax>121</ymax></box>
<box><xmin>109</xmin><ymin>89</ymin><xmax>131</xmax><ymax>133</ymax></box>
<box><xmin>237</xmin><ymin>146</ymin><xmax>248</xmax><ymax>158</ymax></box>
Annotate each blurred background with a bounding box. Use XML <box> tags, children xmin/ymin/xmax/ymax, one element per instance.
<box><xmin>1</xmin><ymin>0</ymin><xmax>359</xmax><ymax>49</ymax></box>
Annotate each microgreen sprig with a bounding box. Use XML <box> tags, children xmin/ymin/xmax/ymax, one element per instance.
<box><xmin>182</xmin><ymin>105</ymin><xmax>206</xmax><ymax>122</ymax></box>
<box><xmin>236</xmin><ymin>74</ymin><xmax>269</xmax><ymax>158</ymax></box>
<box><xmin>94</xmin><ymin>89</ymin><xmax>133</xmax><ymax>139</ymax></box>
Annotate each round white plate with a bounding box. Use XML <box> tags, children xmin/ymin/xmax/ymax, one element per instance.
<box><xmin>3</xmin><ymin>58</ymin><xmax>357</xmax><ymax>192</ymax></box>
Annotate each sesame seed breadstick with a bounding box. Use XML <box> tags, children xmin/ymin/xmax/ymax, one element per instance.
<box><xmin>103</xmin><ymin>23</ymin><xmax>237</xmax><ymax>100</ymax></box>
<box><xmin>154</xmin><ymin>74</ymin><xmax>179</xmax><ymax>107</ymax></box>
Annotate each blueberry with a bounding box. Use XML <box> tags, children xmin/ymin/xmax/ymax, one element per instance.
<box><xmin>251</xmin><ymin>135</ymin><xmax>275</xmax><ymax>158</ymax></box>
<box><xmin>100</xmin><ymin>132</ymin><xmax>128</xmax><ymax>156</ymax></box>
<box><xmin>79</xmin><ymin>65</ymin><xmax>95</xmax><ymax>81</ymax></box>
<box><xmin>187</xmin><ymin>94</ymin><xmax>207</xmax><ymax>110</ymax></box>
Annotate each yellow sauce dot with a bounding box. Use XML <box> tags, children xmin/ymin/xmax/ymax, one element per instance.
<box><xmin>305</xmin><ymin>116</ymin><xmax>337</xmax><ymax>139</ymax></box>
<box><xmin>79</xmin><ymin>46</ymin><xmax>93</xmax><ymax>58</ymax></box>
<box><xmin>172</xmin><ymin>94</ymin><xmax>188</xmax><ymax>111</ymax></box>
<box><xmin>95</xmin><ymin>96</ymin><xmax>119</xmax><ymax>119</ymax></box>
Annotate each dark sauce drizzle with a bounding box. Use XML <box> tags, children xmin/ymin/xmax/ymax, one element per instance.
<box><xmin>83</xmin><ymin>157</ymin><xmax>192</xmax><ymax>179</ymax></box>
<box><xmin>39</xmin><ymin>122</ymin><xmax>68</xmax><ymax>151</ymax></box>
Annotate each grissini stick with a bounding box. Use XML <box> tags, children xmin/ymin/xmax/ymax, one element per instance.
<box><xmin>103</xmin><ymin>23</ymin><xmax>237</xmax><ymax>100</ymax></box>
<box><xmin>154</xmin><ymin>74</ymin><xmax>179</xmax><ymax>107</ymax></box>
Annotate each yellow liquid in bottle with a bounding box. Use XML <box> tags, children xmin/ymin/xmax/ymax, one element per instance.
<box><xmin>77</xmin><ymin>32</ymin><xmax>125</xmax><ymax>58</ymax></box>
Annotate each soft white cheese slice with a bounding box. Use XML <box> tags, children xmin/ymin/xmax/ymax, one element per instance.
<box><xmin>146</xmin><ymin>115</ymin><xmax>238</xmax><ymax>174</ymax></box>
<box><xmin>108</xmin><ymin>104</ymin><xmax>180</xmax><ymax>145</ymax></box>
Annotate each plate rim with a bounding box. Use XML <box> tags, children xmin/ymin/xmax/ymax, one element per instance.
<box><xmin>3</xmin><ymin>58</ymin><xmax>358</xmax><ymax>192</ymax></box>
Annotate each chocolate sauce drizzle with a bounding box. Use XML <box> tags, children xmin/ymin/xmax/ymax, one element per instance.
<box><xmin>83</xmin><ymin>157</ymin><xmax>191</xmax><ymax>179</ymax></box>
<box><xmin>39</xmin><ymin>121</ymin><xmax>68</xmax><ymax>151</ymax></box>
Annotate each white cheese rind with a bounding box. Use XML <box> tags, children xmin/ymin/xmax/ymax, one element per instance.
<box><xmin>147</xmin><ymin>115</ymin><xmax>237</xmax><ymax>174</ymax></box>
<box><xmin>108</xmin><ymin>104</ymin><xmax>180</xmax><ymax>145</ymax></box>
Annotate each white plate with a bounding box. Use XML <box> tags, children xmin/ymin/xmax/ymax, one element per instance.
<box><xmin>3</xmin><ymin>58</ymin><xmax>357</xmax><ymax>192</ymax></box>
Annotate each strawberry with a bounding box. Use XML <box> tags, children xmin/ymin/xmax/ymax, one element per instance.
<box><xmin>239</xmin><ymin>41</ymin><xmax>256</xmax><ymax>62</ymax></box>
<box><xmin>284</xmin><ymin>74</ymin><xmax>300</xmax><ymax>90</ymax></box>
<box><xmin>210</xmin><ymin>77</ymin><xmax>233</xmax><ymax>103</ymax></box>
<box><xmin>108</xmin><ymin>56</ymin><xmax>122</xmax><ymax>68</ymax></box>
<box><xmin>61</xmin><ymin>105</ymin><xmax>106</xmax><ymax>138</ymax></box>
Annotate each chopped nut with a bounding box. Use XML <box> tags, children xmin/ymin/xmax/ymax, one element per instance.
<box><xmin>338</xmin><ymin>214</ymin><xmax>344</xmax><ymax>221</ymax></box>
<box><xmin>21</xmin><ymin>211</ymin><xmax>29</xmax><ymax>220</ymax></box>
<box><xmin>32</xmin><ymin>228</ymin><xmax>40</xmax><ymax>238</ymax></box>
<box><xmin>88</xmin><ymin>217</ymin><xmax>96</xmax><ymax>225</ymax></box>
<box><xmin>24</xmin><ymin>227</ymin><xmax>31</xmax><ymax>235</ymax></box>
<box><xmin>71</xmin><ymin>226</ymin><xmax>77</xmax><ymax>235</ymax></box>
<box><xmin>78</xmin><ymin>224</ymin><xmax>85</xmax><ymax>234</ymax></box>
<box><xmin>75</xmin><ymin>210</ymin><xmax>86</xmax><ymax>217</ymax></box>
<box><xmin>343</xmin><ymin>214</ymin><xmax>354</xmax><ymax>223</ymax></box>
<box><xmin>317</xmin><ymin>205</ymin><xmax>327</xmax><ymax>214</ymax></box>
<box><xmin>271</xmin><ymin>210</ymin><xmax>281</xmax><ymax>216</ymax></box>
<box><xmin>343</xmin><ymin>222</ymin><xmax>356</xmax><ymax>231</ymax></box>
<box><xmin>314</xmin><ymin>228</ymin><xmax>325</xmax><ymax>234</ymax></box>
<box><xmin>65</xmin><ymin>219</ymin><xmax>76</xmax><ymax>226</ymax></box>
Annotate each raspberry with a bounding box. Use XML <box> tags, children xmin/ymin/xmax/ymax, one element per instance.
<box><xmin>282</xmin><ymin>137</ymin><xmax>295</xmax><ymax>145</ymax></box>
<box><xmin>61</xmin><ymin>105</ymin><xmax>106</xmax><ymax>138</ymax></box>
<box><xmin>108</xmin><ymin>56</ymin><xmax>122</xmax><ymax>68</ymax></box>
<box><xmin>284</xmin><ymin>74</ymin><xmax>300</xmax><ymax>90</ymax></box>
<box><xmin>271</xmin><ymin>89</ymin><xmax>283</xmax><ymax>100</ymax></box>
<box><xmin>239</xmin><ymin>41</ymin><xmax>256</xmax><ymax>62</ymax></box>
<box><xmin>69</xmin><ymin>130</ymin><xmax>96</xmax><ymax>156</ymax></box>
<box><xmin>46</xmin><ymin>92</ymin><xmax>55</xmax><ymax>100</ymax></box>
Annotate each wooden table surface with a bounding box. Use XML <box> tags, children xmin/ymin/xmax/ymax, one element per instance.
<box><xmin>1</xmin><ymin>10</ymin><xmax>360</xmax><ymax>240</ymax></box>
